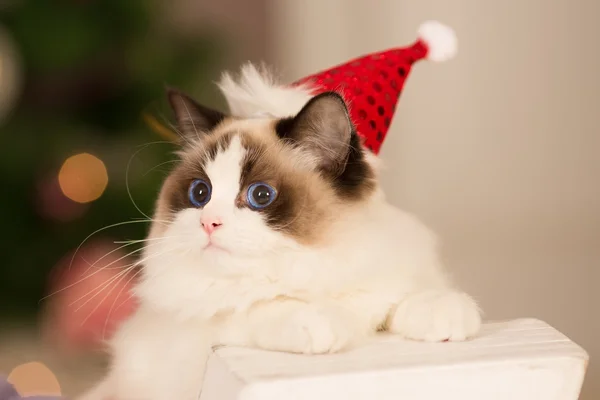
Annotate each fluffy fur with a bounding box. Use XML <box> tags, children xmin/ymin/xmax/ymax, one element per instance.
<box><xmin>80</xmin><ymin>64</ymin><xmax>481</xmax><ymax>400</ymax></box>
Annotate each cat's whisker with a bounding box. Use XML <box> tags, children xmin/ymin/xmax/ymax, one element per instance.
<box><xmin>78</xmin><ymin>241</ymin><xmax>155</xmax><ymax>276</ymax></box>
<box><xmin>110</xmin><ymin>288</ymin><xmax>136</xmax><ymax>316</ymax></box>
<box><xmin>77</xmin><ymin>267</ymin><xmax>139</xmax><ymax>328</ymax></box>
<box><xmin>55</xmin><ymin>264</ymin><xmax>133</xmax><ymax>306</ymax></box>
<box><xmin>177</xmin><ymin>100</ymin><xmax>202</xmax><ymax>143</ymax></box>
<box><xmin>113</xmin><ymin>242</ymin><xmax>179</xmax><ymax>302</ymax></box>
<box><xmin>114</xmin><ymin>235</ymin><xmax>187</xmax><ymax>245</ymax></box>
<box><xmin>70</xmin><ymin>265</ymin><xmax>136</xmax><ymax>311</ymax></box>
<box><xmin>42</xmin><ymin>241</ymin><xmax>169</xmax><ymax>302</ymax></box>
<box><xmin>133</xmin><ymin>242</ymin><xmax>188</xmax><ymax>270</ymax></box>
<box><xmin>143</xmin><ymin>159</ymin><xmax>179</xmax><ymax>177</ymax></box>
<box><xmin>80</xmin><ymin>244</ymin><xmax>146</xmax><ymax>276</ymax></box>
<box><xmin>166</xmin><ymin>120</ymin><xmax>195</xmax><ymax>147</ymax></box>
<box><xmin>81</xmin><ymin>241</ymin><xmax>172</xmax><ymax>273</ymax></box>
<box><xmin>149</xmin><ymin>109</ymin><xmax>182</xmax><ymax>143</ymax></box>
<box><xmin>67</xmin><ymin>219</ymin><xmax>170</xmax><ymax>273</ymax></box>
<box><xmin>102</xmin><ymin>267</ymin><xmax>144</xmax><ymax>341</ymax></box>
<box><xmin>134</xmin><ymin>243</ymin><xmax>190</xmax><ymax>283</ymax></box>
<box><xmin>126</xmin><ymin>143</ymin><xmax>169</xmax><ymax>221</ymax></box>
<box><xmin>134</xmin><ymin>140</ymin><xmax>174</xmax><ymax>149</ymax></box>
<box><xmin>73</xmin><ymin>242</ymin><xmax>183</xmax><ymax>326</ymax></box>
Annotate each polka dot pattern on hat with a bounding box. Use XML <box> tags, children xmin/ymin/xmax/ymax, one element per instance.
<box><xmin>291</xmin><ymin>21</ymin><xmax>456</xmax><ymax>155</ymax></box>
<box><xmin>294</xmin><ymin>40</ymin><xmax>427</xmax><ymax>154</ymax></box>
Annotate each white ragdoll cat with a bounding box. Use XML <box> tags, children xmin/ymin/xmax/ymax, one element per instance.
<box><xmin>80</xmin><ymin>64</ymin><xmax>481</xmax><ymax>400</ymax></box>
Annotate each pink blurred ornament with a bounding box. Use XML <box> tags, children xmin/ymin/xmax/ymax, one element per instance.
<box><xmin>42</xmin><ymin>240</ymin><xmax>139</xmax><ymax>353</ymax></box>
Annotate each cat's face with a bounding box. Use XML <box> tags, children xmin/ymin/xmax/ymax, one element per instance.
<box><xmin>147</xmin><ymin>89</ymin><xmax>376</xmax><ymax>275</ymax></box>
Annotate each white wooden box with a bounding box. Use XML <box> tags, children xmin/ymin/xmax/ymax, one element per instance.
<box><xmin>200</xmin><ymin>319</ymin><xmax>588</xmax><ymax>400</ymax></box>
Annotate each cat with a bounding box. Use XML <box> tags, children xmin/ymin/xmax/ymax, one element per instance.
<box><xmin>79</xmin><ymin>64</ymin><xmax>481</xmax><ymax>400</ymax></box>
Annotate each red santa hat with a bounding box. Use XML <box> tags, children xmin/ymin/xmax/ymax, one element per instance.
<box><xmin>292</xmin><ymin>21</ymin><xmax>457</xmax><ymax>154</ymax></box>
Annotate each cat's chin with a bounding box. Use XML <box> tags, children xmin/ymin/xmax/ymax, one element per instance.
<box><xmin>187</xmin><ymin>244</ymin><xmax>267</xmax><ymax>278</ymax></box>
<box><xmin>202</xmin><ymin>241</ymin><xmax>231</xmax><ymax>254</ymax></box>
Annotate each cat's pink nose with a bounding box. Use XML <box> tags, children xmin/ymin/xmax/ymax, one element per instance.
<box><xmin>201</xmin><ymin>217</ymin><xmax>222</xmax><ymax>235</ymax></box>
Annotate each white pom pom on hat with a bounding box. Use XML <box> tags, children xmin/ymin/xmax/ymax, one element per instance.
<box><xmin>418</xmin><ymin>20</ymin><xmax>458</xmax><ymax>62</ymax></box>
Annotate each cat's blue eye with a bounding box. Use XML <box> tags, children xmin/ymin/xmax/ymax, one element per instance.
<box><xmin>247</xmin><ymin>182</ymin><xmax>276</xmax><ymax>209</ymax></box>
<box><xmin>188</xmin><ymin>179</ymin><xmax>212</xmax><ymax>207</ymax></box>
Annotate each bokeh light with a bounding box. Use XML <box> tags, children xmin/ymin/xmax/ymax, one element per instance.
<box><xmin>58</xmin><ymin>153</ymin><xmax>108</xmax><ymax>204</ymax></box>
<box><xmin>7</xmin><ymin>361</ymin><xmax>61</xmax><ymax>397</ymax></box>
<box><xmin>0</xmin><ymin>25</ymin><xmax>22</xmax><ymax>124</ymax></box>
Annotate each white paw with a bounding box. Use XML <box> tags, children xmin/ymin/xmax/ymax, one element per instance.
<box><xmin>388</xmin><ymin>290</ymin><xmax>481</xmax><ymax>342</ymax></box>
<box><xmin>253</xmin><ymin>306</ymin><xmax>354</xmax><ymax>354</ymax></box>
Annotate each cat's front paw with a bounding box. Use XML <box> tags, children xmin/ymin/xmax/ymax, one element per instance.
<box><xmin>388</xmin><ymin>290</ymin><xmax>481</xmax><ymax>342</ymax></box>
<box><xmin>252</xmin><ymin>306</ymin><xmax>354</xmax><ymax>354</ymax></box>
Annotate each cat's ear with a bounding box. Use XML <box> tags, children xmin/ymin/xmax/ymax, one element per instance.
<box><xmin>166</xmin><ymin>87</ymin><xmax>226</xmax><ymax>140</ymax></box>
<box><xmin>277</xmin><ymin>92</ymin><xmax>353</xmax><ymax>174</ymax></box>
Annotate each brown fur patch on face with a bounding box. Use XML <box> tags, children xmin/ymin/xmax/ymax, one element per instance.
<box><xmin>150</xmin><ymin>117</ymin><xmax>377</xmax><ymax>245</ymax></box>
<box><xmin>237</xmin><ymin>132</ymin><xmax>336</xmax><ymax>244</ymax></box>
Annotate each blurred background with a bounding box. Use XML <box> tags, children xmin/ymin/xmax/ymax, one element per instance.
<box><xmin>0</xmin><ymin>0</ymin><xmax>598</xmax><ymax>398</ymax></box>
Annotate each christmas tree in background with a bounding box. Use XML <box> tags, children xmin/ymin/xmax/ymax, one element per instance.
<box><xmin>0</xmin><ymin>0</ymin><xmax>225</xmax><ymax>319</ymax></box>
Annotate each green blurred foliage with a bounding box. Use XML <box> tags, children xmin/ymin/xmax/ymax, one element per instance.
<box><xmin>0</xmin><ymin>0</ymin><xmax>224</xmax><ymax>318</ymax></box>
